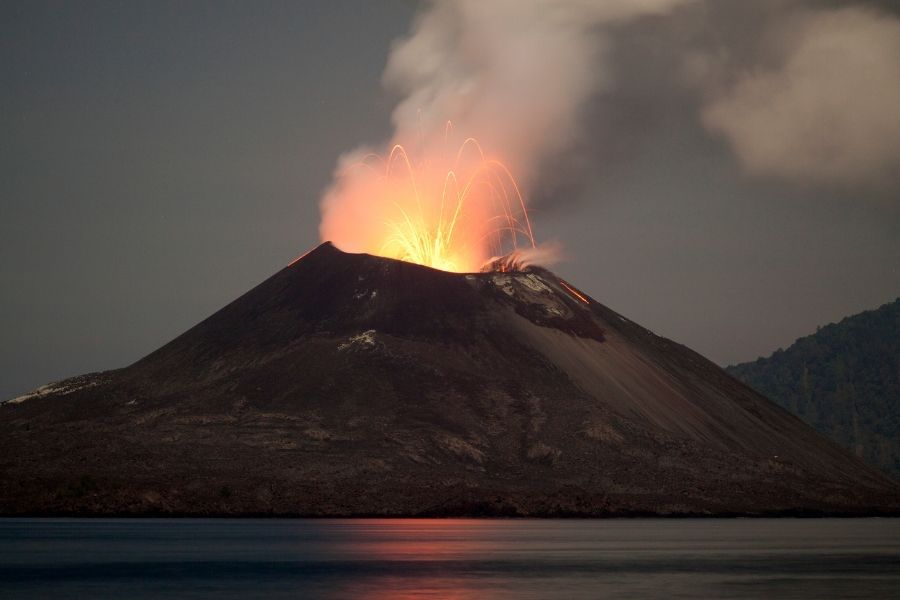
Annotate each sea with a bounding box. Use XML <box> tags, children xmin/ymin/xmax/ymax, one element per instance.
<box><xmin>1</xmin><ymin>518</ymin><xmax>898</xmax><ymax>599</ymax></box>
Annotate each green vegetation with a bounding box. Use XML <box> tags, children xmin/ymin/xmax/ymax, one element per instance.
<box><xmin>727</xmin><ymin>298</ymin><xmax>899</xmax><ymax>478</ymax></box>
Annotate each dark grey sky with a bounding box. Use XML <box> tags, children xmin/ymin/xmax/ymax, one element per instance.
<box><xmin>2</xmin><ymin>0</ymin><xmax>899</xmax><ymax>400</ymax></box>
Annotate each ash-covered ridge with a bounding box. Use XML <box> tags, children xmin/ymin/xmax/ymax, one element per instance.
<box><xmin>1</xmin><ymin>242</ymin><xmax>897</xmax><ymax>516</ymax></box>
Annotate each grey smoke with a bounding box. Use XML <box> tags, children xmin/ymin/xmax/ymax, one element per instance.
<box><xmin>377</xmin><ymin>0</ymin><xmax>696</xmax><ymax>185</ymax></box>
<box><xmin>380</xmin><ymin>0</ymin><xmax>900</xmax><ymax>200</ymax></box>
<box><xmin>698</xmin><ymin>6</ymin><xmax>900</xmax><ymax>188</ymax></box>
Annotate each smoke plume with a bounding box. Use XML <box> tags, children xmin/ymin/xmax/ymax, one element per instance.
<box><xmin>700</xmin><ymin>6</ymin><xmax>900</xmax><ymax>187</ymax></box>
<box><xmin>319</xmin><ymin>0</ymin><xmax>694</xmax><ymax>268</ymax></box>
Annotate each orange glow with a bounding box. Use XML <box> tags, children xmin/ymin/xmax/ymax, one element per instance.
<box><xmin>319</xmin><ymin>125</ymin><xmax>556</xmax><ymax>273</ymax></box>
<box><xmin>325</xmin><ymin>518</ymin><xmax>517</xmax><ymax>599</ymax></box>
<box><xmin>559</xmin><ymin>279</ymin><xmax>590</xmax><ymax>304</ymax></box>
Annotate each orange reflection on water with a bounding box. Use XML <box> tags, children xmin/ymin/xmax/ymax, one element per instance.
<box><xmin>322</xmin><ymin>518</ymin><xmax>519</xmax><ymax>599</ymax></box>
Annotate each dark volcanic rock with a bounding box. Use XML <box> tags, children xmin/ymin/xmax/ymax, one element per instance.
<box><xmin>1</xmin><ymin>243</ymin><xmax>898</xmax><ymax>516</ymax></box>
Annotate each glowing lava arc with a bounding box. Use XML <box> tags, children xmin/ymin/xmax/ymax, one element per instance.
<box><xmin>376</xmin><ymin>138</ymin><xmax>534</xmax><ymax>272</ymax></box>
<box><xmin>321</xmin><ymin>129</ymin><xmax>545</xmax><ymax>273</ymax></box>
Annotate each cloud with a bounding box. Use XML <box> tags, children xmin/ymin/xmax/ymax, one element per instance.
<box><xmin>319</xmin><ymin>0</ymin><xmax>695</xmax><ymax>267</ymax></box>
<box><xmin>381</xmin><ymin>0</ymin><xmax>696</xmax><ymax>184</ymax></box>
<box><xmin>700</xmin><ymin>6</ymin><xmax>900</xmax><ymax>186</ymax></box>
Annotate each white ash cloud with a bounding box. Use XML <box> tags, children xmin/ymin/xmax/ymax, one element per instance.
<box><xmin>699</xmin><ymin>6</ymin><xmax>900</xmax><ymax>187</ymax></box>
<box><xmin>374</xmin><ymin>0</ymin><xmax>693</xmax><ymax>186</ymax></box>
<box><xmin>319</xmin><ymin>0</ymin><xmax>695</xmax><ymax>268</ymax></box>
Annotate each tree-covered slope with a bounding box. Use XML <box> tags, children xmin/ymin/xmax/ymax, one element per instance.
<box><xmin>727</xmin><ymin>299</ymin><xmax>899</xmax><ymax>478</ymax></box>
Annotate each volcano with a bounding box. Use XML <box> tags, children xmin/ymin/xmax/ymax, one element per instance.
<box><xmin>2</xmin><ymin>243</ymin><xmax>897</xmax><ymax>516</ymax></box>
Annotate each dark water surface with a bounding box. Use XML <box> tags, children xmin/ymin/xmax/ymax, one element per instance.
<box><xmin>1</xmin><ymin>518</ymin><xmax>898</xmax><ymax>599</ymax></box>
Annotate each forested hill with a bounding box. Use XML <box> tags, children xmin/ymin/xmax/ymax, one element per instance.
<box><xmin>727</xmin><ymin>298</ymin><xmax>899</xmax><ymax>478</ymax></box>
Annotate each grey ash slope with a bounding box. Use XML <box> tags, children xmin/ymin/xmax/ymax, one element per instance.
<box><xmin>1</xmin><ymin>243</ymin><xmax>897</xmax><ymax>516</ymax></box>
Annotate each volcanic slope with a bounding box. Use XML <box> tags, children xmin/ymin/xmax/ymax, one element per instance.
<box><xmin>2</xmin><ymin>243</ymin><xmax>897</xmax><ymax>516</ymax></box>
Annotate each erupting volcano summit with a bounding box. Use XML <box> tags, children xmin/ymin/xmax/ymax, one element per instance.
<box><xmin>1</xmin><ymin>243</ymin><xmax>897</xmax><ymax>516</ymax></box>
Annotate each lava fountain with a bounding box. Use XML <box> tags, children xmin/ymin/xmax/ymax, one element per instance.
<box><xmin>317</xmin><ymin>0</ymin><xmax>697</xmax><ymax>272</ymax></box>
<box><xmin>319</xmin><ymin>126</ymin><xmax>558</xmax><ymax>273</ymax></box>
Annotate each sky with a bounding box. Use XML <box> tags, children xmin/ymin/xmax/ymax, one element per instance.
<box><xmin>2</xmin><ymin>0</ymin><xmax>899</xmax><ymax>401</ymax></box>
